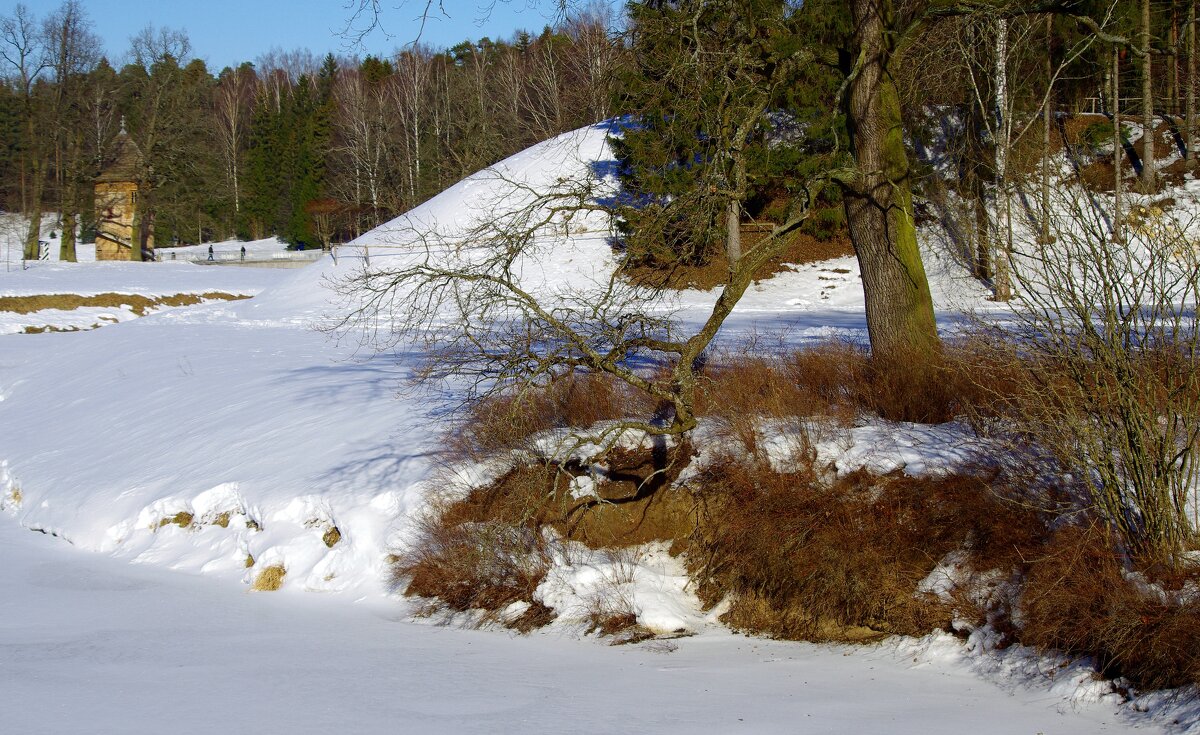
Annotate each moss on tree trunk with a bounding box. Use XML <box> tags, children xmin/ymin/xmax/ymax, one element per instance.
<box><xmin>843</xmin><ymin>0</ymin><xmax>940</xmax><ymax>387</ymax></box>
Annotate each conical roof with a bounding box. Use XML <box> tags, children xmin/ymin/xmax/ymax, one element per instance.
<box><xmin>96</xmin><ymin>129</ymin><xmax>145</xmax><ymax>184</ymax></box>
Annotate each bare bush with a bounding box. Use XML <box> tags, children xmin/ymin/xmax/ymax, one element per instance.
<box><xmin>998</xmin><ymin>187</ymin><xmax>1200</xmax><ymax>565</ymax></box>
<box><xmin>1022</xmin><ymin>523</ymin><xmax>1200</xmax><ymax>689</ymax></box>
<box><xmin>397</xmin><ymin>514</ymin><xmax>551</xmax><ymax>624</ymax></box>
<box><xmin>332</xmin><ymin>131</ymin><xmax>826</xmax><ymax>467</ymax></box>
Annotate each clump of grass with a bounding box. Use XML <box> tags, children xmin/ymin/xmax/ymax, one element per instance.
<box><xmin>244</xmin><ymin>554</ymin><xmax>255</xmax><ymax>568</ymax></box>
<box><xmin>156</xmin><ymin>511</ymin><xmax>194</xmax><ymax>530</ymax></box>
<box><xmin>210</xmin><ymin>511</ymin><xmax>232</xmax><ymax>528</ymax></box>
<box><xmin>507</xmin><ymin>600</ymin><xmax>556</xmax><ymax>633</ymax></box>
<box><xmin>396</xmin><ymin>514</ymin><xmax>551</xmax><ymax>626</ymax></box>
<box><xmin>252</xmin><ymin>564</ymin><xmax>286</xmax><ymax>591</ymax></box>
<box><xmin>696</xmin><ymin>339</ymin><xmax>1015</xmax><ymax>435</ymax></box>
<box><xmin>323</xmin><ymin>526</ymin><xmax>342</xmax><ymax>548</ymax></box>
<box><xmin>5</xmin><ymin>486</ymin><xmax>21</xmax><ymax>508</ymax></box>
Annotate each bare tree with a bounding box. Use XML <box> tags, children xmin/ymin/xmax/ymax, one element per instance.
<box><xmin>332</xmin><ymin>130</ymin><xmax>826</xmax><ymax>458</ymax></box>
<box><xmin>44</xmin><ymin>0</ymin><xmax>99</xmax><ymax>262</ymax></box>
<box><xmin>213</xmin><ymin>64</ymin><xmax>255</xmax><ymax>224</ymax></box>
<box><xmin>332</xmin><ymin>67</ymin><xmax>393</xmax><ymax>229</ymax></box>
<box><xmin>1140</xmin><ymin>0</ymin><xmax>1156</xmax><ymax>191</ymax></box>
<box><xmin>0</xmin><ymin>2</ymin><xmax>49</xmax><ymax>260</ymax></box>
<box><xmin>561</xmin><ymin>3</ymin><xmax>619</xmax><ymax>123</ymax></box>
<box><xmin>946</xmin><ymin>8</ymin><xmax>1103</xmax><ymax>300</ymax></box>
<box><xmin>124</xmin><ymin>25</ymin><xmax>194</xmax><ymax>261</ymax></box>
<box><xmin>391</xmin><ymin>45</ymin><xmax>434</xmax><ymax>205</ymax></box>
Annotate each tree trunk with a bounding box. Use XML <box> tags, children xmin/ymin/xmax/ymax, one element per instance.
<box><xmin>992</xmin><ymin>16</ymin><xmax>1012</xmax><ymax>302</ymax></box>
<box><xmin>1041</xmin><ymin>14</ymin><xmax>1053</xmax><ymax>242</ymax></box>
<box><xmin>843</xmin><ymin>0</ymin><xmax>940</xmax><ymax>373</ymax></box>
<box><xmin>22</xmin><ymin>157</ymin><xmax>45</xmax><ymax>260</ymax></box>
<box><xmin>1114</xmin><ymin>45</ymin><xmax>1126</xmax><ymax>243</ymax></box>
<box><xmin>60</xmin><ymin>207</ymin><xmax>77</xmax><ymax>263</ymax></box>
<box><xmin>726</xmin><ymin>198</ymin><xmax>742</xmax><ymax>267</ymax></box>
<box><xmin>1142</xmin><ymin>0</ymin><xmax>1156</xmax><ymax>191</ymax></box>
<box><xmin>130</xmin><ymin>192</ymin><xmax>145</xmax><ymax>262</ymax></box>
<box><xmin>1170</xmin><ymin>4</ymin><xmax>1180</xmax><ymax>114</ymax></box>
<box><xmin>963</xmin><ymin>20</ymin><xmax>992</xmax><ymax>281</ymax></box>
<box><xmin>1188</xmin><ymin>0</ymin><xmax>1196</xmax><ymax>166</ymax></box>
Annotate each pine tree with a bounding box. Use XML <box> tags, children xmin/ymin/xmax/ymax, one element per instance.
<box><xmin>612</xmin><ymin>0</ymin><xmax>830</xmax><ymax>270</ymax></box>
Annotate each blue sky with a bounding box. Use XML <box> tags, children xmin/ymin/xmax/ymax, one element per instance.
<box><xmin>26</xmin><ymin>0</ymin><xmax>601</xmax><ymax>71</ymax></box>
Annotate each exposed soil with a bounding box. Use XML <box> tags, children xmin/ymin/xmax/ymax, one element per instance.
<box><xmin>443</xmin><ymin>445</ymin><xmax>698</xmax><ymax>551</ymax></box>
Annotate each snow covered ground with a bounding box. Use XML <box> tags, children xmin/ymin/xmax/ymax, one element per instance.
<box><xmin>0</xmin><ymin>520</ymin><xmax>1161</xmax><ymax>735</ymax></box>
<box><xmin>0</xmin><ymin>125</ymin><xmax>1195</xmax><ymax>732</ymax></box>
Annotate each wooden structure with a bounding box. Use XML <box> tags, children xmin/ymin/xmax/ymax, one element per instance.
<box><xmin>94</xmin><ymin>127</ymin><xmax>152</xmax><ymax>260</ymax></box>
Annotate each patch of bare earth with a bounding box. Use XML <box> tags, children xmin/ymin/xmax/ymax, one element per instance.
<box><xmin>1</xmin><ymin>292</ymin><xmax>250</xmax><ymax>333</ymax></box>
<box><xmin>0</xmin><ymin>291</ymin><xmax>249</xmax><ymax>315</ymax></box>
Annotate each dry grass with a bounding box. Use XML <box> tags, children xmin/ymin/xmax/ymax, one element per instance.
<box><xmin>438</xmin><ymin>447</ymin><xmax>695</xmax><ymax>550</ymax></box>
<box><xmin>403</xmin><ymin>335</ymin><xmax>1200</xmax><ymax>686</ymax></box>
<box><xmin>698</xmin><ymin>339</ymin><xmax>1012</xmax><ymax>431</ymax></box>
<box><xmin>156</xmin><ymin>511</ymin><xmax>195</xmax><ymax>530</ymax></box>
<box><xmin>449</xmin><ymin>372</ymin><xmax>653</xmax><ymax>459</ymax></box>
<box><xmin>690</xmin><ymin>458</ymin><xmax>1048</xmax><ymax>641</ymax></box>
<box><xmin>252</xmin><ymin>564</ymin><xmax>287</xmax><ymax>591</ymax></box>
<box><xmin>323</xmin><ymin>526</ymin><xmax>342</xmax><ymax>548</ymax></box>
<box><xmin>0</xmin><ymin>291</ymin><xmax>248</xmax><ymax>316</ymax></box>
<box><xmin>397</xmin><ymin>516</ymin><xmax>551</xmax><ymax>622</ymax></box>
<box><xmin>1021</xmin><ymin>524</ymin><xmax>1200</xmax><ymax>690</ymax></box>
<box><xmin>392</xmin><ymin>443</ymin><xmax>694</xmax><ymax>632</ymax></box>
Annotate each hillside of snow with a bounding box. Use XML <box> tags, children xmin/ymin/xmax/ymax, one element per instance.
<box><xmin>0</xmin><ymin>123</ymin><xmax>1192</xmax><ymax>732</ymax></box>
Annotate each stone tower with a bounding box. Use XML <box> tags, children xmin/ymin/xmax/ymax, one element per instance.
<box><xmin>94</xmin><ymin>125</ymin><xmax>153</xmax><ymax>260</ymax></box>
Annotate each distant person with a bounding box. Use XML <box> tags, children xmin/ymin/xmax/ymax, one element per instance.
<box><xmin>240</xmin><ymin>245</ymin><xmax>246</xmax><ymax>261</ymax></box>
<box><xmin>207</xmin><ymin>244</ymin><xmax>214</xmax><ymax>262</ymax></box>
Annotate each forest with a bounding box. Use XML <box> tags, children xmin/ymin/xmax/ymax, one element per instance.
<box><xmin>1</xmin><ymin>0</ymin><xmax>1196</xmax><ymax>265</ymax></box>
<box><xmin>0</xmin><ymin>1</ymin><xmax>618</xmax><ymax>257</ymax></box>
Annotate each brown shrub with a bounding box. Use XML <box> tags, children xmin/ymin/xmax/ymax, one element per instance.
<box><xmin>448</xmin><ymin>372</ymin><xmax>652</xmax><ymax>459</ymax></box>
<box><xmin>397</xmin><ymin>515</ymin><xmax>551</xmax><ymax>621</ymax></box>
<box><xmin>691</xmin><ymin>459</ymin><xmax>1048</xmax><ymax>642</ymax></box>
<box><xmin>697</xmin><ymin>339</ymin><xmax>1016</xmax><ymax>431</ymax></box>
<box><xmin>394</xmin><ymin>442</ymin><xmax>693</xmax><ymax>631</ymax></box>
<box><xmin>1021</xmin><ymin>524</ymin><xmax>1200</xmax><ymax>690</ymax></box>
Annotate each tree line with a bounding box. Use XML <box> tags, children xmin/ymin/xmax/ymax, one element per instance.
<box><xmin>0</xmin><ymin>1</ymin><xmax>620</xmax><ymax>260</ymax></box>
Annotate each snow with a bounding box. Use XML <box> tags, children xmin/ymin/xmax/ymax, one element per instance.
<box><xmin>0</xmin><ymin>521</ymin><xmax>1161</xmax><ymax>735</ymax></box>
<box><xmin>0</xmin><ymin>123</ymin><xmax>1194</xmax><ymax>732</ymax></box>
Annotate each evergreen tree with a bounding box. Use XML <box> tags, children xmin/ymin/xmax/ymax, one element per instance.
<box><xmin>612</xmin><ymin>0</ymin><xmax>824</xmax><ymax>270</ymax></box>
